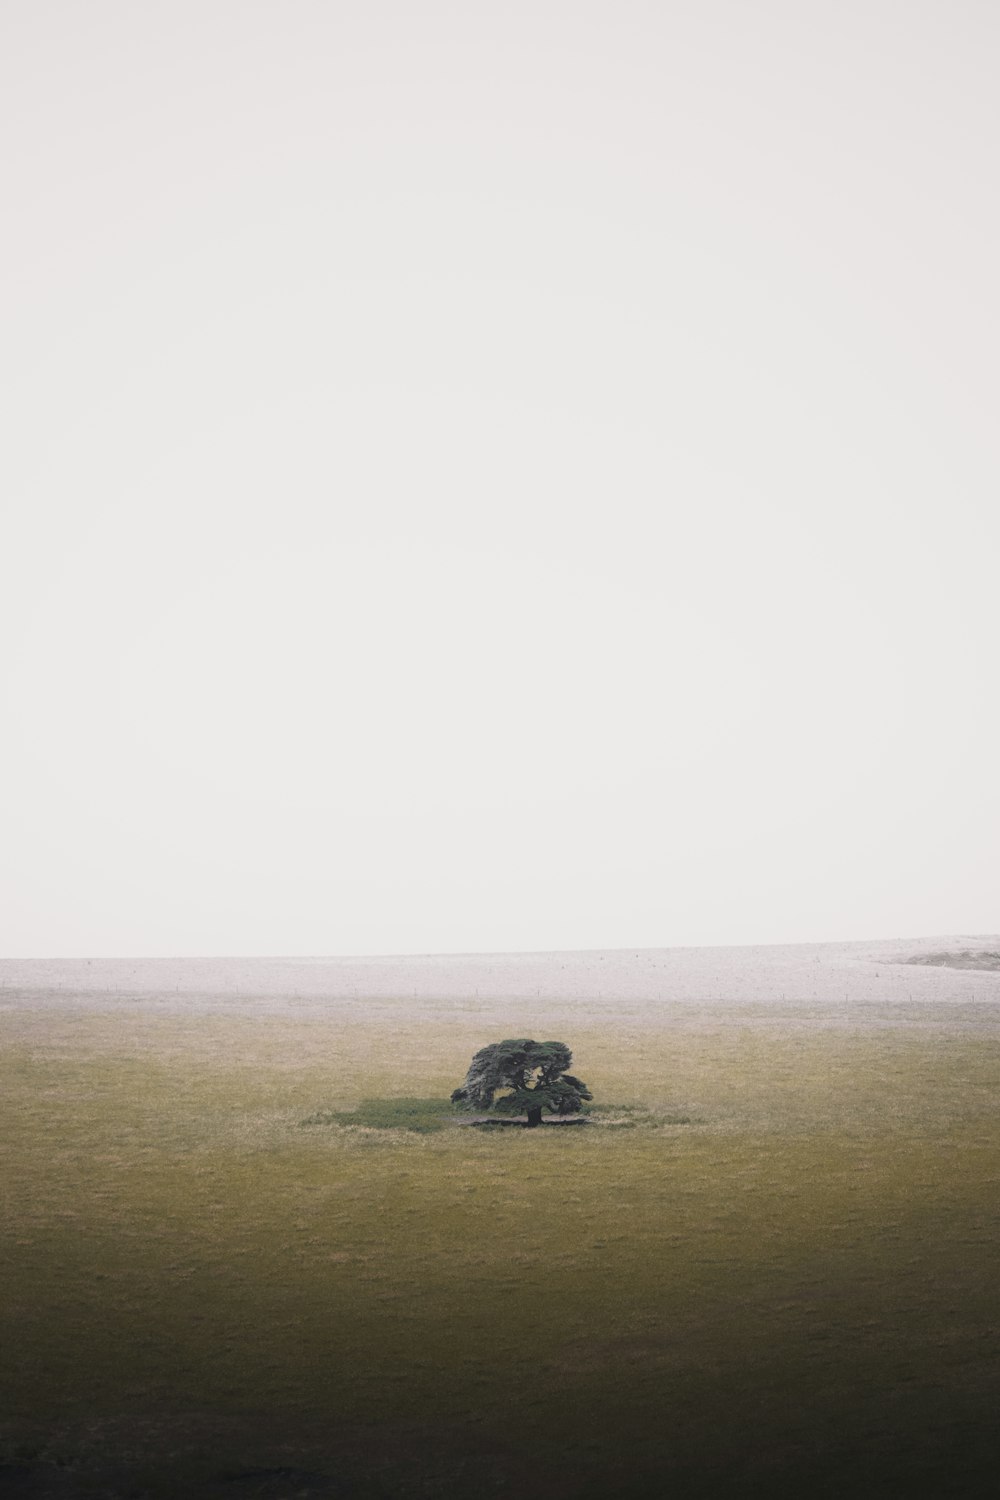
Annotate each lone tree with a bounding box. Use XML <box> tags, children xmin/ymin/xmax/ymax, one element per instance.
<box><xmin>451</xmin><ymin>1038</ymin><xmax>592</xmax><ymax>1128</ymax></box>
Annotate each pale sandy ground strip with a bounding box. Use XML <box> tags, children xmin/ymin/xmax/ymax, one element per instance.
<box><xmin>1</xmin><ymin>937</ymin><xmax>998</xmax><ymax>1024</ymax></box>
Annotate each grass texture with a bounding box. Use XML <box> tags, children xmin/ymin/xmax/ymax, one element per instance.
<box><xmin>1</xmin><ymin>990</ymin><xmax>999</xmax><ymax>1497</ymax></box>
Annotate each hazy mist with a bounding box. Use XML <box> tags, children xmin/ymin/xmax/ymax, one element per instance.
<box><xmin>3</xmin><ymin>1</ymin><xmax>997</xmax><ymax>956</ymax></box>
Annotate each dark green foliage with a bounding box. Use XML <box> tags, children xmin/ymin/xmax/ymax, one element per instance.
<box><xmin>451</xmin><ymin>1039</ymin><xmax>592</xmax><ymax>1124</ymax></box>
<box><xmin>301</xmin><ymin>1098</ymin><xmax>453</xmax><ymax>1133</ymax></box>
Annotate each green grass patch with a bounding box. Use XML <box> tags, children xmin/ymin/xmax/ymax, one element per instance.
<box><xmin>300</xmin><ymin>1096</ymin><xmax>456</xmax><ymax>1133</ymax></box>
<box><xmin>300</xmin><ymin>1098</ymin><xmax>697</xmax><ymax>1136</ymax></box>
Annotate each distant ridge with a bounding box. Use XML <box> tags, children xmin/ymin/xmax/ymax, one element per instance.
<box><xmin>2</xmin><ymin>935</ymin><xmax>998</xmax><ymax>1007</ymax></box>
<box><xmin>906</xmin><ymin>949</ymin><xmax>1000</xmax><ymax>971</ymax></box>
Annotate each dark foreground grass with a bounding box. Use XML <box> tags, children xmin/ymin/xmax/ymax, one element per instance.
<box><xmin>1</xmin><ymin>994</ymin><xmax>999</xmax><ymax>1497</ymax></box>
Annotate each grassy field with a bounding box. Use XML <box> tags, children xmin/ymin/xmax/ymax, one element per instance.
<box><xmin>2</xmin><ymin>977</ymin><xmax>999</xmax><ymax>1497</ymax></box>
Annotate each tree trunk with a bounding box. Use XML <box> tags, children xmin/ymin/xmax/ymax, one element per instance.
<box><xmin>526</xmin><ymin>1105</ymin><xmax>543</xmax><ymax>1129</ymax></box>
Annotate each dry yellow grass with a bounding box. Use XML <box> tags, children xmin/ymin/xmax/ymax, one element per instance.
<box><xmin>2</xmin><ymin>968</ymin><xmax>999</xmax><ymax>1497</ymax></box>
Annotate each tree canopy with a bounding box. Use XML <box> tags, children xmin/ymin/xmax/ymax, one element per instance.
<box><xmin>451</xmin><ymin>1038</ymin><xmax>592</xmax><ymax>1127</ymax></box>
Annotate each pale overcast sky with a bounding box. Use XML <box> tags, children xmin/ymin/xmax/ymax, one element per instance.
<box><xmin>2</xmin><ymin>1</ymin><xmax>998</xmax><ymax>957</ymax></box>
